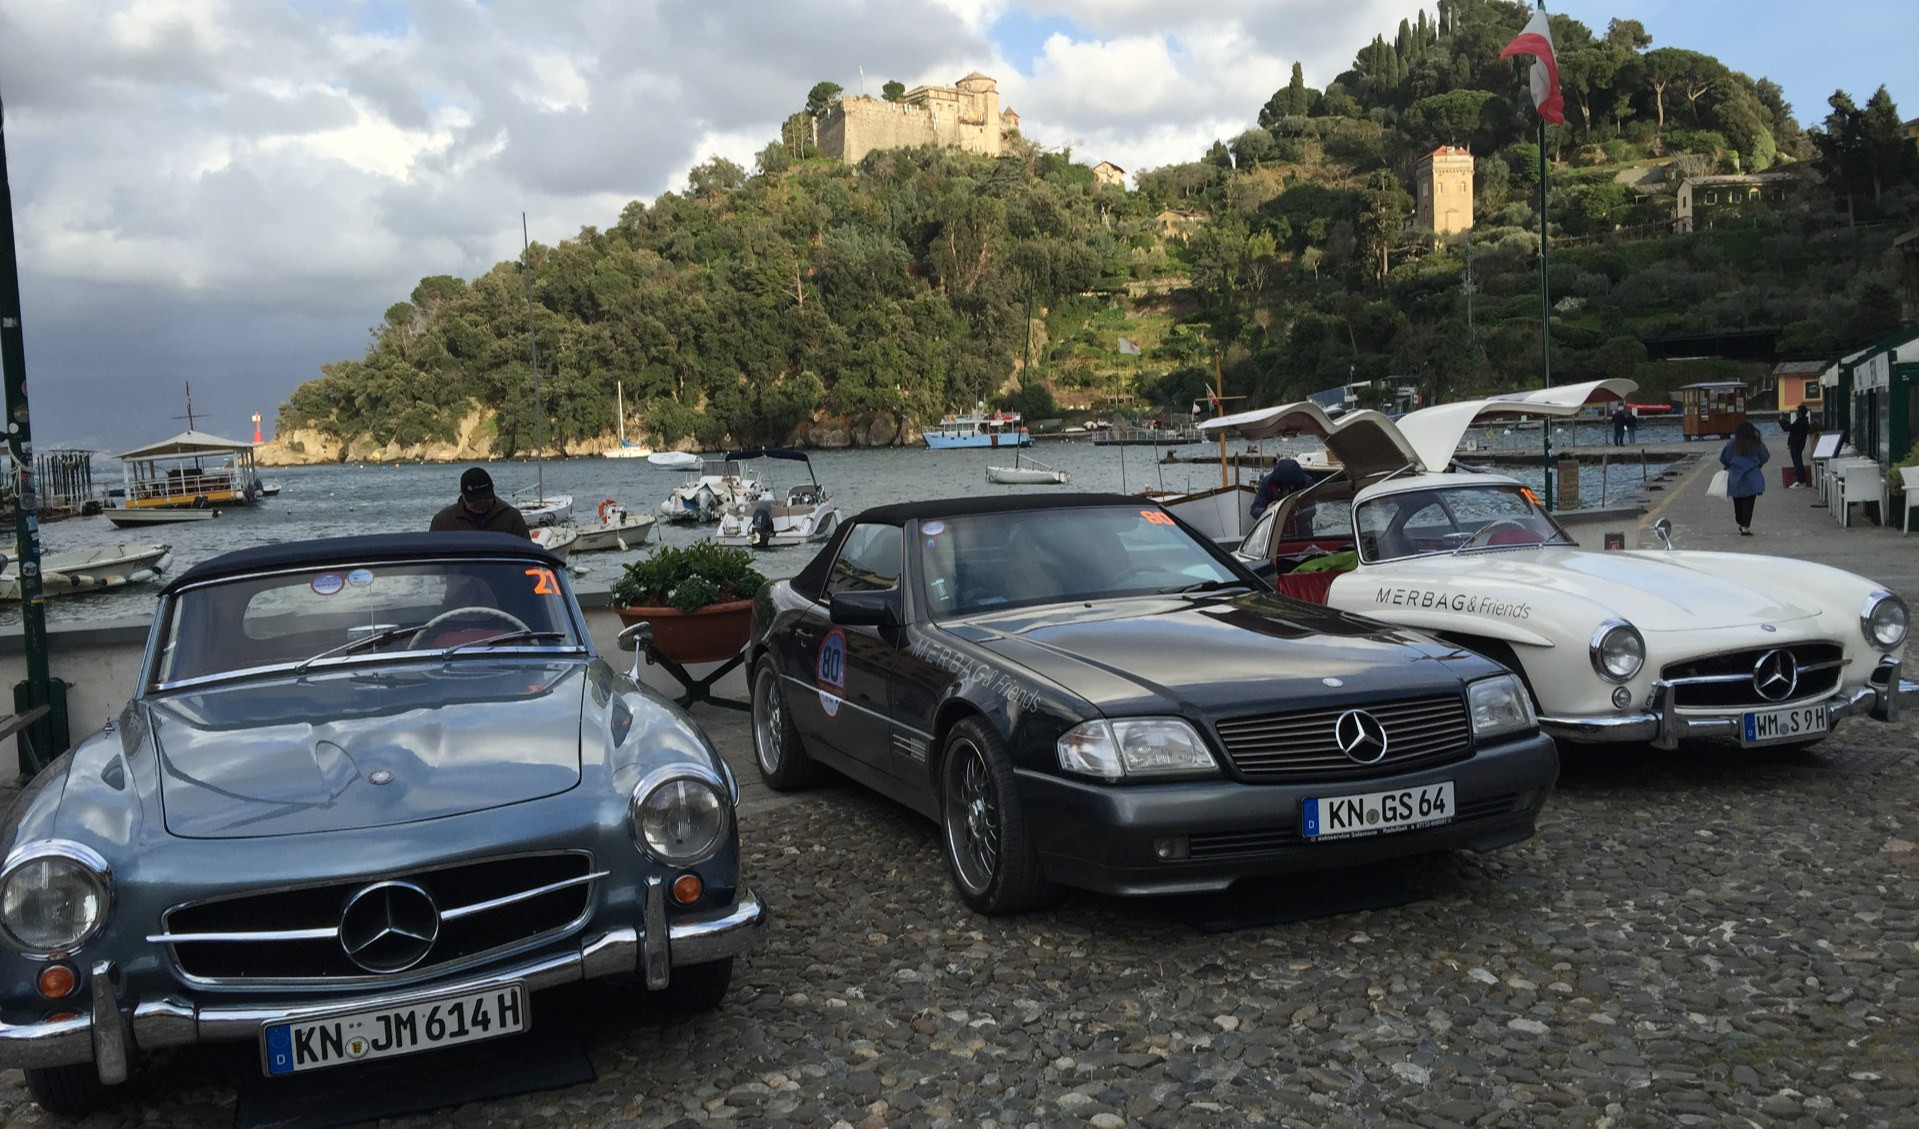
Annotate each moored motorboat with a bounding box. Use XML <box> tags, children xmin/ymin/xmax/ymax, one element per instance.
<box><xmin>714</xmin><ymin>449</ymin><xmax>840</xmax><ymax>548</ymax></box>
<box><xmin>647</xmin><ymin>450</ymin><xmax>701</xmax><ymax>470</ymax></box>
<box><xmin>922</xmin><ymin>403</ymin><xmax>1032</xmax><ymax>449</ymax></box>
<box><xmin>0</xmin><ymin>544</ymin><xmax>173</xmax><ymax>600</ymax></box>
<box><xmin>572</xmin><ymin>498</ymin><xmax>658</xmax><ymax>552</ymax></box>
<box><xmin>659</xmin><ymin>458</ymin><xmax>766</xmax><ymax>524</ymax></box>
<box><xmin>529</xmin><ymin>524</ymin><xmax>579</xmax><ymax>561</ymax></box>
<box><xmin>105</xmin><ymin>507</ymin><xmax>221</xmax><ymax>528</ymax></box>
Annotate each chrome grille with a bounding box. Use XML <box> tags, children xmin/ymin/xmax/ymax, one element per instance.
<box><xmin>159</xmin><ymin>851</ymin><xmax>597</xmax><ymax>983</ymax></box>
<box><xmin>1661</xmin><ymin>643</ymin><xmax>1844</xmax><ymax>709</ymax></box>
<box><xmin>1186</xmin><ymin>793</ymin><xmax>1521</xmax><ymax>858</ymax></box>
<box><xmin>1213</xmin><ymin>695</ymin><xmax>1473</xmax><ymax>783</ymax></box>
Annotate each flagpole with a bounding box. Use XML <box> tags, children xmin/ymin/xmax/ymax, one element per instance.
<box><xmin>1538</xmin><ymin>106</ymin><xmax>1554</xmax><ymax>510</ymax></box>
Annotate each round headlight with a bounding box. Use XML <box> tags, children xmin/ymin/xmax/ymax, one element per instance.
<box><xmin>1590</xmin><ymin>620</ymin><xmax>1645</xmax><ymax>682</ymax></box>
<box><xmin>630</xmin><ymin>768</ymin><xmax>731</xmax><ymax>866</ymax></box>
<box><xmin>1862</xmin><ymin>591</ymin><xmax>1909</xmax><ymax>651</ymax></box>
<box><xmin>0</xmin><ymin>843</ymin><xmax>111</xmax><ymax>954</ymax></box>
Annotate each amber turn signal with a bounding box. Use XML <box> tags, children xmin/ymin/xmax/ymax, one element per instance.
<box><xmin>671</xmin><ymin>873</ymin><xmax>704</xmax><ymax>905</ymax></box>
<box><xmin>37</xmin><ymin>964</ymin><xmax>77</xmax><ymax>1000</ymax></box>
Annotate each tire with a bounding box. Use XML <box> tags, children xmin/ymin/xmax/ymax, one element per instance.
<box><xmin>751</xmin><ymin>657</ymin><xmax>822</xmax><ymax>790</ymax></box>
<box><xmin>26</xmin><ymin>1062</ymin><xmax>122</xmax><ymax>1117</ymax></box>
<box><xmin>937</xmin><ymin>717</ymin><xmax>1058</xmax><ymax>915</ymax></box>
<box><xmin>654</xmin><ymin>957</ymin><xmax>734</xmax><ymax>1014</ymax></box>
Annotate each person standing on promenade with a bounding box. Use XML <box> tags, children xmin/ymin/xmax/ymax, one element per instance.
<box><xmin>429</xmin><ymin>467</ymin><xmax>532</xmax><ymax>538</ymax></box>
<box><xmin>1611</xmin><ymin>406</ymin><xmax>1629</xmax><ymax>447</ymax></box>
<box><xmin>1623</xmin><ymin>407</ymin><xmax>1637</xmax><ymax>444</ymax></box>
<box><xmin>1782</xmin><ymin>404</ymin><xmax>1812</xmax><ymax>489</ymax></box>
<box><xmin>1719</xmin><ymin>421</ymin><xmax>1770</xmax><ymax>536</ymax></box>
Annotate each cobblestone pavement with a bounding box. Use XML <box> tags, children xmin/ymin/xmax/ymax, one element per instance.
<box><xmin>6</xmin><ymin>431</ymin><xmax>1918</xmax><ymax>1127</ymax></box>
<box><xmin>4</xmin><ymin>717</ymin><xmax>1916</xmax><ymax>1129</ymax></box>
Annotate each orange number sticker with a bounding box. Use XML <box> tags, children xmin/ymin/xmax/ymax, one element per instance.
<box><xmin>525</xmin><ymin>567</ymin><xmax>559</xmax><ymax>595</ymax></box>
<box><xmin>1140</xmin><ymin>510</ymin><xmax>1176</xmax><ymax>526</ymax></box>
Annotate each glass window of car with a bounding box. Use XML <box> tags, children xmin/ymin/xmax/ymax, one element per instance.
<box><xmin>151</xmin><ymin>558</ymin><xmax>582</xmax><ymax>687</ymax></box>
<box><xmin>824</xmin><ymin>523</ymin><xmax>902</xmax><ymax>598</ymax></box>
<box><xmin>920</xmin><ymin>505</ymin><xmax>1242</xmax><ymax>615</ymax></box>
<box><xmin>1355</xmin><ymin>484</ymin><xmax>1570</xmax><ymax>562</ymax></box>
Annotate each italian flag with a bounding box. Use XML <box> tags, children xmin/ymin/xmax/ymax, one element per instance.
<box><xmin>1500</xmin><ymin>9</ymin><xmax>1565</xmax><ymax>125</ymax></box>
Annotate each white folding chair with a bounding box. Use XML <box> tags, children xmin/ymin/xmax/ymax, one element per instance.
<box><xmin>1900</xmin><ymin>465</ymin><xmax>1919</xmax><ymax>535</ymax></box>
<box><xmin>1838</xmin><ymin>460</ymin><xmax>1884</xmax><ymax>528</ymax></box>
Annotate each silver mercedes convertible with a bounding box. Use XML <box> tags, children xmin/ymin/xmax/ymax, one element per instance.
<box><xmin>0</xmin><ymin>532</ymin><xmax>764</xmax><ymax>1113</ymax></box>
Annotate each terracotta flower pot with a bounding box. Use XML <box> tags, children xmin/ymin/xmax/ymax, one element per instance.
<box><xmin>611</xmin><ymin>598</ymin><xmax>754</xmax><ymax>665</ymax></box>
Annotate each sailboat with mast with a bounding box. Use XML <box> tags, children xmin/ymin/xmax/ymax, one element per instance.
<box><xmin>514</xmin><ymin>215</ymin><xmax>573</xmax><ymax>527</ymax></box>
<box><xmin>603</xmin><ymin>380</ymin><xmax>651</xmax><ymax>459</ymax></box>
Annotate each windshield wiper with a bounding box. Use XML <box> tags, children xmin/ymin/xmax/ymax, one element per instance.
<box><xmin>1169</xmin><ymin>578</ymin><xmax>1253</xmax><ymax>595</ymax></box>
<box><xmin>294</xmin><ymin>623</ymin><xmax>425</xmax><ymax>672</ymax></box>
<box><xmin>439</xmin><ymin>629</ymin><xmax>569</xmax><ymax>656</ymax></box>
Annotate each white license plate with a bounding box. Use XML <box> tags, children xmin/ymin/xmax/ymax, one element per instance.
<box><xmin>1303</xmin><ymin>781</ymin><xmax>1455</xmax><ymax>841</ymax></box>
<box><xmin>1742</xmin><ymin>704</ymin><xmax>1828</xmax><ymax>745</ymax></box>
<box><xmin>262</xmin><ymin>983</ymin><xmax>526</xmax><ymax>1076</ymax></box>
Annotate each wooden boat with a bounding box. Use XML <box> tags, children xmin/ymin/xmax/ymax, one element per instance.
<box><xmin>115</xmin><ymin>430</ymin><xmax>263</xmax><ymax>511</ymax></box>
<box><xmin>985</xmin><ymin>454</ymin><xmax>1071</xmax><ymax>485</ymax></box>
<box><xmin>105</xmin><ymin>507</ymin><xmax>221</xmax><ymax>528</ymax></box>
<box><xmin>1</xmin><ymin>544</ymin><xmax>173</xmax><ymax>600</ymax></box>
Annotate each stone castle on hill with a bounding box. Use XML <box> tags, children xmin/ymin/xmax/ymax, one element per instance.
<box><xmin>819</xmin><ymin>72</ymin><xmax>1020</xmax><ymax>164</ymax></box>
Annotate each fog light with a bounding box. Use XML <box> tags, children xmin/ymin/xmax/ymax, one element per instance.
<box><xmin>671</xmin><ymin>873</ymin><xmax>704</xmax><ymax>905</ymax></box>
<box><xmin>1612</xmin><ymin>686</ymin><xmax>1633</xmax><ymax>708</ymax></box>
<box><xmin>1153</xmin><ymin>837</ymin><xmax>1190</xmax><ymax>861</ymax></box>
<box><xmin>36</xmin><ymin>964</ymin><xmax>76</xmax><ymax>1000</ymax></box>
<box><xmin>44</xmin><ymin>1011</ymin><xmax>79</xmax><ymax>1023</ymax></box>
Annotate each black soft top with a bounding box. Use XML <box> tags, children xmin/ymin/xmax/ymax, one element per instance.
<box><xmin>853</xmin><ymin>492</ymin><xmax>1156</xmax><ymax>526</ymax></box>
<box><xmin>162</xmin><ymin>532</ymin><xmax>562</xmax><ymax>595</ymax></box>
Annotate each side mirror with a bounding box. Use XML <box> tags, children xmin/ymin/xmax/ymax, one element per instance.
<box><xmin>830</xmin><ymin>588</ymin><xmax>899</xmax><ymax>628</ymax></box>
<box><xmin>617</xmin><ymin>620</ymin><xmax>654</xmax><ymax>681</ymax></box>
<box><xmin>1651</xmin><ymin>517</ymin><xmax>1675</xmax><ymax>551</ymax></box>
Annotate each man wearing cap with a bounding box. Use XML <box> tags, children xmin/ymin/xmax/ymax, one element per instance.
<box><xmin>429</xmin><ymin>467</ymin><xmax>532</xmax><ymax>538</ymax></box>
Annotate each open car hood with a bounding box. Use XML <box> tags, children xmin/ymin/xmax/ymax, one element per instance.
<box><xmin>149</xmin><ymin>663</ymin><xmax>586</xmax><ymax>839</ymax></box>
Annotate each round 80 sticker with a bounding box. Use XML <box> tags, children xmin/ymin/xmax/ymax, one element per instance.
<box><xmin>815</xmin><ymin>628</ymin><xmax>846</xmax><ymax>718</ymax></box>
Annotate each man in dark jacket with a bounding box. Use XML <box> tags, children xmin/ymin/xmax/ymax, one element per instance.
<box><xmin>1250</xmin><ymin>458</ymin><xmax>1313</xmax><ymax>520</ymax></box>
<box><xmin>429</xmin><ymin>467</ymin><xmax>532</xmax><ymax>537</ymax></box>
<box><xmin>1782</xmin><ymin>404</ymin><xmax>1812</xmax><ymax>489</ymax></box>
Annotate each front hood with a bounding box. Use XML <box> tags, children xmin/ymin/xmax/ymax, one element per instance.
<box><xmin>1377</xmin><ymin>548</ymin><xmax>1820</xmax><ymax>632</ymax></box>
<box><xmin>951</xmin><ymin>592</ymin><xmax>1483</xmax><ymax>715</ymax></box>
<box><xmin>150</xmin><ymin>663</ymin><xmax>586</xmax><ymax>839</ymax></box>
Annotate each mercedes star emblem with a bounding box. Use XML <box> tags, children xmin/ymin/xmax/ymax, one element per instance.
<box><xmin>340</xmin><ymin>880</ymin><xmax>441</xmax><ymax>973</ymax></box>
<box><xmin>1751</xmin><ymin>649</ymin><xmax>1800</xmax><ymax>703</ymax></box>
<box><xmin>1334</xmin><ymin>709</ymin><xmax>1390</xmax><ymax>764</ymax></box>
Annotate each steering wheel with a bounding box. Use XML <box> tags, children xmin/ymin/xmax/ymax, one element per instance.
<box><xmin>410</xmin><ymin>606</ymin><xmax>532</xmax><ymax>649</ymax></box>
<box><xmin>1462</xmin><ymin>518</ymin><xmax>1536</xmax><ymax>549</ymax></box>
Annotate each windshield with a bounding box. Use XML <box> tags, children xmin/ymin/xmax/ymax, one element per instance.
<box><xmin>1354</xmin><ymin>484</ymin><xmax>1572</xmax><ymax>562</ymax></box>
<box><xmin>918</xmin><ymin>505</ymin><xmax>1246</xmax><ymax>616</ymax></box>
<box><xmin>151</xmin><ymin>557</ymin><xmax>584</xmax><ymax>688</ymax></box>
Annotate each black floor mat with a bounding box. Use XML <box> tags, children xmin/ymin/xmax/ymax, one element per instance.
<box><xmin>233</xmin><ymin>1026</ymin><xmax>594</xmax><ymax>1129</ymax></box>
<box><xmin>1159</xmin><ymin>865</ymin><xmax>1425</xmax><ymax>933</ymax></box>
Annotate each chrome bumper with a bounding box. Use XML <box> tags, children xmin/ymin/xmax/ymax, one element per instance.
<box><xmin>0</xmin><ymin>884</ymin><xmax>765</xmax><ymax>1078</ymax></box>
<box><xmin>1539</xmin><ymin>656</ymin><xmax>1911</xmax><ymax>750</ymax></box>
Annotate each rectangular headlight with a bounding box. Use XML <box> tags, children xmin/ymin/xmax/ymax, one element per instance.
<box><xmin>1057</xmin><ymin>719</ymin><xmax>1219</xmax><ymax>780</ymax></box>
<box><xmin>1467</xmin><ymin>675</ymin><xmax>1536</xmax><ymax>741</ymax></box>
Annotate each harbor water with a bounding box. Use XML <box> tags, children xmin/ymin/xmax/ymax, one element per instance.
<box><xmin>5</xmin><ymin>422</ymin><xmax>1680</xmax><ymax>628</ymax></box>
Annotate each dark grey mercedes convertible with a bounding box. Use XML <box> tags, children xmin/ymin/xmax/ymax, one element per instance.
<box><xmin>748</xmin><ymin>495</ymin><xmax>1559</xmax><ymax>915</ymax></box>
<box><xmin>0</xmin><ymin>533</ymin><xmax>763</xmax><ymax>1113</ymax></box>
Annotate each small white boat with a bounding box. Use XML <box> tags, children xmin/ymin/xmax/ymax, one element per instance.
<box><xmin>260</xmin><ymin>481</ymin><xmax>282</xmax><ymax>497</ymax></box>
<box><xmin>659</xmin><ymin>458</ymin><xmax>766</xmax><ymax>524</ymax></box>
<box><xmin>572</xmin><ymin>499</ymin><xmax>658</xmax><ymax>552</ymax></box>
<box><xmin>1</xmin><ymin>544</ymin><xmax>173</xmax><ymax>600</ymax></box>
<box><xmin>105</xmin><ymin>507</ymin><xmax>221</xmax><ymax>528</ymax></box>
<box><xmin>529</xmin><ymin>524</ymin><xmax>579</xmax><ymax>561</ymax></box>
<box><xmin>514</xmin><ymin>489</ymin><xmax>574</xmax><ymax>528</ymax></box>
<box><xmin>603</xmin><ymin>381</ymin><xmax>653</xmax><ymax>458</ymax></box>
<box><xmin>986</xmin><ymin>454</ymin><xmax>1071</xmax><ymax>485</ymax></box>
<box><xmin>714</xmin><ymin>449</ymin><xmax>840</xmax><ymax>548</ymax></box>
<box><xmin>647</xmin><ymin>451</ymin><xmax>701</xmax><ymax>470</ymax></box>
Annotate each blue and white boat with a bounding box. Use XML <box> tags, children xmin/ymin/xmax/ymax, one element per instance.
<box><xmin>922</xmin><ymin>404</ymin><xmax>1033</xmax><ymax>450</ymax></box>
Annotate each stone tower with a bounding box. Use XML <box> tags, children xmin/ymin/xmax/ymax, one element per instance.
<box><xmin>1415</xmin><ymin>145</ymin><xmax>1475</xmax><ymax>237</ymax></box>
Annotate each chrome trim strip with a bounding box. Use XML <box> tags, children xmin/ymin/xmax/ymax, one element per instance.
<box><xmin>441</xmin><ymin>871</ymin><xmax>610</xmax><ymax>923</ymax></box>
<box><xmin>642</xmin><ymin>878</ymin><xmax>670</xmax><ymax>990</ymax></box>
<box><xmin>148</xmin><ymin>925</ymin><xmax>338</xmax><ymax>944</ymax></box>
<box><xmin>1538</xmin><ymin>681</ymin><xmax>1882</xmax><ymax>750</ymax></box>
<box><xmin>90</xmin><ymin>962</ymin><xmax>130</xmax><ymax>1086</ymax></box>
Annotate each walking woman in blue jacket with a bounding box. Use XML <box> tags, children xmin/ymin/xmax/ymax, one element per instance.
<box><xmin>1719</xmin><ymin>420</ymin><xmax>1770</xmax><ymax>536</ymax></box>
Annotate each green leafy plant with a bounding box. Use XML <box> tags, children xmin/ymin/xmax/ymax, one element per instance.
<box><xmin>610</xmin><ymin>540</ymin><xmax>769</xmax><ymax>613</ymax></box>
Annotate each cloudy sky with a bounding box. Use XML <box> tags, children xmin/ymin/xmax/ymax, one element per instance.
<box><xmin>2</xmin><ymin>0</ymin><xmax>1911</xmax><ymax>454</ymax></box>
